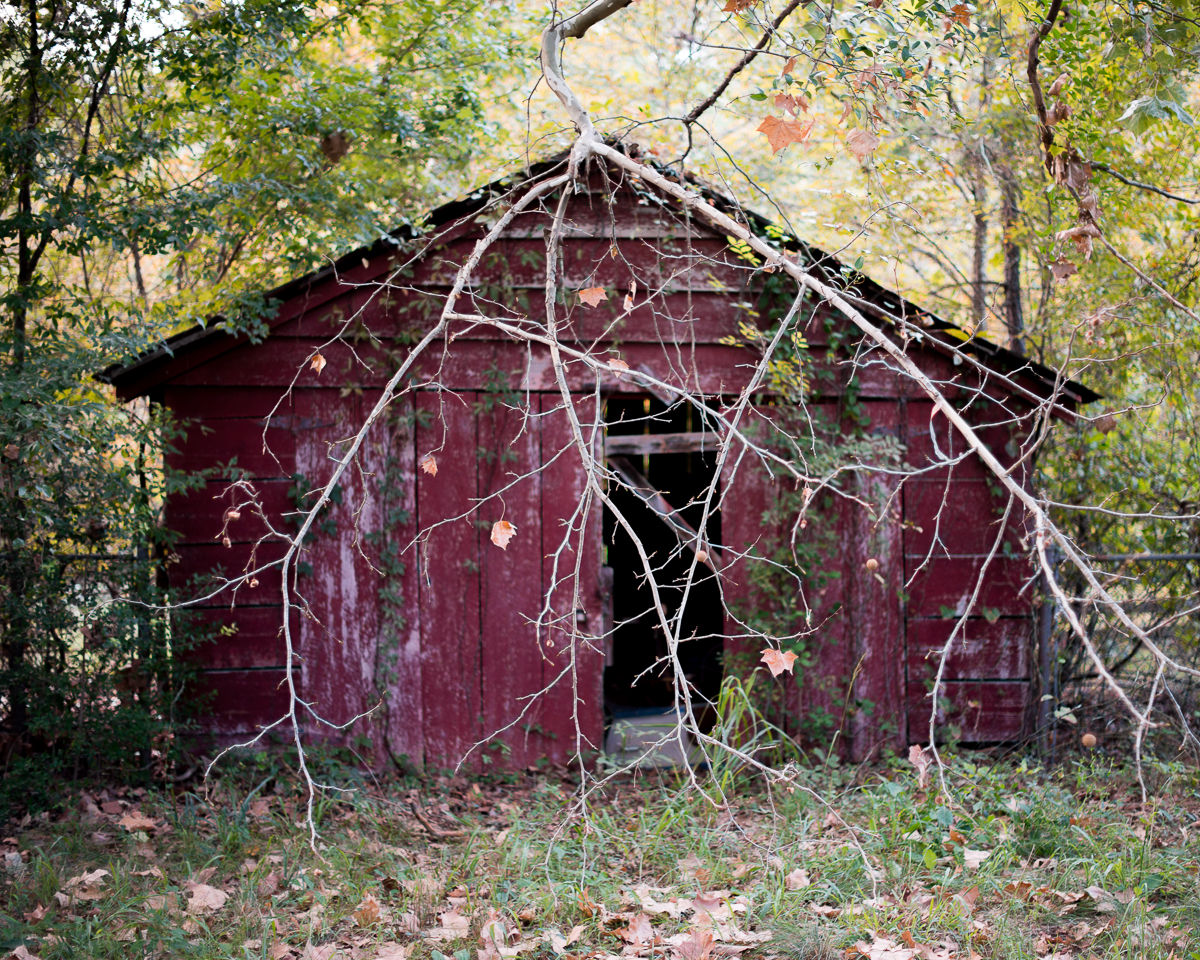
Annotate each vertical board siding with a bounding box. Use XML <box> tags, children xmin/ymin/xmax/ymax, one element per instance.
<box><xmin>847</xmin><ymin>400</ymin><xmax>907</xmax><ymax>761</ymax></box>
<box><xmin>477</xmin><ymin>390</ymin><xmax>545</xmax><ymax>770</ymax></box>
<box><xmin>296</xmin><ymin>390</ymin><xmax>381</xmax><ymax>745</ymax></box>
<box><xmin>902</xmin><ymin>400</ymin><xmax>1034</xmax><ymax>743</ymax></box>
<box><xmin>360</xmin><ymin>393</ymin><xmax>425</xmax><ymax>769</ymax></box>
<box><xmin>415</xmin><ymin>391</ymin><xmax>483</xmax><ymax>772</ymax></box>
<box><xmin>540</xmin><ymin>393</ymin><xmax>605</xmax><ymax>765</ymax></box>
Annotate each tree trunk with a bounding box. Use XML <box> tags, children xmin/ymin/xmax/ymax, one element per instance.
<box><xmin>999</xmin><ymin>174</ymin><xmax>1024</xmax><ymax>355</ymax></box>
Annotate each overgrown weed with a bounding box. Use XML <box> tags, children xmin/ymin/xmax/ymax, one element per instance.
<box><xmin>0</xmin><ymin>753</ymin><xmax>1194</xmax><ymax>959</ymax></box>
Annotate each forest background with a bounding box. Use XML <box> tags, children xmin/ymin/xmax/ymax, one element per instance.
<box><xmin>1</xmin><ymin>0</ymin><xmax>1199</xmax><ymax>814</ymax></box>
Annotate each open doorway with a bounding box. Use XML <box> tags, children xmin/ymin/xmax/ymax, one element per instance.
<box><xmin>602</xmin><ymin>396</ymin><xmax>724</xmax><ymax>763</ymax></box>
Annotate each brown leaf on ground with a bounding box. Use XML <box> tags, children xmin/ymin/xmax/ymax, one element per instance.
<box><xmin>490</xmin><ymin>520</ymin><xmax>517</xmax><ymax>550</ymax></box>
<box><xmin>577</xmin><ymin>287</ymin><xmax>608</xmax><ymax>307</ymax></box>
<box><xmin>760</xmin><ymin>649</ymin><xmax>798</xmax><ymax>677</ymax></box>
<box><xmin>118</xmin><ymin>811</ymin><xmax>157</xmax><ymax>832</ymax></box>
<box><xmin>248</xmin><ymin>798</ymin><xmax>271</xmax><ymax>817</ymax></box>
<box><xmin>354</xmin><ymin>892</ymin><xmax>382</xmax><ymax>927</ymax></box>
<box><xmin>784</xmin><ymin>867</ymin><xmax>810</xmax><ymax>890</ymax></box>
<box><xmin>22</xmin><ymin>904</ymin><xmax>48</xmax><ymax>922</ymax></box>
<box><xmin>756</xmin><ymin>115</ymin><xmax>815</xmax><ymax>154</ymax></box>
<box><xmin>424</xmin><ymin>906</ymin><xmax>471</xmax><ymax>942</ymax></box>
<box><xmin>618</xmin><ymin>913</ymin><xmax>656</xmax><ymax>945</ymax></box>
<box><xmin>184</xmin><ymin>881</ymin><xmax>228</xmax><ymax>914</ymax></box>
<box><xmin>673</xmin><ymin>928</ymin><xmax>714</xmax><ymax>960</ymax></box>
<box><xmin>258</xmin><ymin>871</ymin><xmax>281</xmax><ymax>897</ymax></box>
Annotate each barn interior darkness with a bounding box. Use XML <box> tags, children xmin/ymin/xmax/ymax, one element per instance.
<box><xmin>602</xmin><ymin>396</ymin><xmax>725</xmax><ymax>719</ymax></box>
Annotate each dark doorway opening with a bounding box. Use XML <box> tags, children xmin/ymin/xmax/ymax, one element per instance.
<box><xmin>602</xmin><ymin>396</ymin><xmax>725</xmax><ymax>720</ymax></box>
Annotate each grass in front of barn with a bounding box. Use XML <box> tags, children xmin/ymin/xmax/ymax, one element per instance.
<box><xmin>0</xmin><ymin>751</ymin><xmax>1197</xmax><ymax>960</ymax></box>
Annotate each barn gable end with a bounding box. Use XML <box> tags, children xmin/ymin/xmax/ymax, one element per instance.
<box><xmin>106</xmin><ymin>154</ymin><xmax>1094</xmax><ymax>766</ymax></box>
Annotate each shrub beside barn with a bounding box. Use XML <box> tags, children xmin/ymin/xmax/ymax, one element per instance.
<box><xmin>104</xmin><ymin>151</ymin><xmax>1097</xmax><ymax>769</ymax></box>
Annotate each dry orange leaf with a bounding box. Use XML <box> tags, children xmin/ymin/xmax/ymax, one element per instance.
<box><xmin>118</xmin><ymin>811</ymin><xmax>157</xmax><ymax>832</ymax></box>
<box><xmin>490</xmin><ymin>520</ymin><xmax>517</xmax><ymax>550</ymax></box>
<box><xmin>756</xmin><ymin>115</ymin><xmax>814</xmax><ymax>154</ymax></box>
<box><xmin>608</xmin><ymin>358</ymin><xmax>630</xmax><ymax>372</ymax></box>
<box><xmin>949</xmin><ymin>2</ymin><xmax>970</xmax><ymax>24</ymax></box>
<box><xmin>774</xmin><ymin>93</ymin><xmax>809</xmax><ymax>116</ymax></box>
<box><xmin>310</xmin><ymin>352</ymin><xmax>327</xmax><ymax>375</ymax></box>
<box><xmin>354</xmin><ymin>892</ymin><xmax>382</xmax><ymax>927</ymax></box>
<box><xmin>846</xmin><ymin>129</ymin><xmax>880</xmax><ymax>162</ymax></box>
<box><xmin>722</xmin><ymin>0</ymin><xmax>758</xmax><ymax>10</ymax></box>
<box><xmin>1050</xmin><ymin>259</ymin><xmax>1078</xmax><ymax>282</ymax></box>
<box><xmin>760</xmin><ymin>648</ymin><xmax>798</xmax><ymax>677</ymax></box>
<box><xmin>578</xmin><ymin>286</ymin><xmax>608</xmax><ymax>307</ymax></box>
<box><xmin>782</xmin><ymin>56</ymin><xmax>798</xmax><ymax>76</ymax></box>
<box><xmin>421</xmin><ymin>454</ymin><xmax>438</xmax><ymax>476</ymax></box>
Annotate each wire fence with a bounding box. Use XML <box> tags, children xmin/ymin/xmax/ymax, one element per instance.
<box><xmin>1045</xmin><ymin>551</ymin><xmax>1200</xmax><ymax>762</ymax></box>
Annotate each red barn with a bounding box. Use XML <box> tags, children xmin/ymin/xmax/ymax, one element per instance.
<box><xmin>104</xmin><ymin>149</ymin><xmax>1096</xmax><ymax>769</ymax></box>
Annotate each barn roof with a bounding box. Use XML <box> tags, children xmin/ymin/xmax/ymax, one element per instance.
<box><xmin>101</xmin><ymin>145</ymin><xmax>1099</xmax><ymax>406</ymax></box>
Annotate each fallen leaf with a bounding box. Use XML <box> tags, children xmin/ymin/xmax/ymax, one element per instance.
<box><xmin>10</xmin><ymin>946</ymin><xmax>41</xmax><ymax>960</ymax></box>
<box><xmin>3</xmin><ymin>443</ymin><xmax>17</xmax><ymax>460</ymax></box>
<box><xmin>578</xmin><ymin>287</ymin><xmax>608</xmax><ymax>307</ymax></box>
<box><xmin>354</xmin><ymin>892</ymin><xmax>382</xmax><ymax>927</ymax></box>
<box><xmin>311</xmin><ymin>352</ymin><xmax>327</xmax><ymax>375</ymax></box>
<box><xmin>759</xmin><ymin>648</ymin><xmax>798</xmax><ymax>677</ymax></box>
<box><xmin>424</xmin><ymin>906</ymin><xmax>471</xmax><ymax>942</ymax></box>
<box><xmin>184</xmin><ymin>881</ymin><xmax>228</xmax><ymax>914</ymax></box>
<box><xmin>490</xmin><ymin>520</ymin><xmax>517</xmax><ymax>551</ymax></box>
<box><xmin>258</xmin><ymin>871</ymin><xmax>281</xmax><ymax>896</ymax></box>
<box><xmin>679</xmin><ymin>853</ymin><xmax>704</xmax><ymax>879</ymax></box>
<box><xmin>784</xmin><ymin>867</ymin><xmax>810</xmax><ymax>890</ymax></box>
<box><xmin>132</xmin><ymin>866</ymin><xmax>165</xmax><ymax>878</ymax></box>
<box><xmin>118</xmin><ymin>812</ymin><xmax>158</xmax><ymax>832</ymax></box>
<box><xmin>618</xmin><ymin>913</ymin><xmax>656</xmax><ymax>945</ymax></box>
<box><xmin>421</xmin><ymin>454</ymin><xmax>438</xmax><ymax>476</ymax></box>
<box><xmin>846</xmin><ymin>129</ymin><xmax>880</xmax><ymax>162</ymax></box>
<box><xmin>756</xmin><ymin>115</ymin><xmax>815</xmax><ymax>154</ymax></box>
<box><xmin>23</xmin><ymin>903</ymin><xmax>48</xmax><ymax>922</ymax></box>
<box><xmin>375</xmin><ymin>944</ymin><xmax>414</xmax><ymax>960</ymax></box>
<box><xmin>673</xmin><ymin>928</ymin><xmax>714</xmax><ymax>960</ymax></box>
<box><xmin>963</xmin><ymin>848</ymin><xmax>991</xmax><ymax>870</ymax></box>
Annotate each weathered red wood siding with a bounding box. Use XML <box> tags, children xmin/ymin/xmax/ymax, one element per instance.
<box><xmin>142</xmin><ymin>168</ymin><xmax>1047</xmax><ymax>764</ymax></box>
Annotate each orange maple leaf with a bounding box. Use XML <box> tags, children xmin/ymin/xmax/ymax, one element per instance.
<box><xmin>420</xmin><ymin>454</ymin><xmax>438</xmax><ymax>476</ymax></box>
<box><xmin>949</xmin><ymin>2</ymin><xmax>970</xmax><ymax>24</ymax></box>
<box><xmin>722</xmin><ymin>0</ymin><xmax>758</xmax><ymax>10</ymax></box>
<box><xmin>760</xmin><ymin>648</ymin><xmax>799</xmax><ymax>677</ymax></box>
<box><xmin>756</xmin><ymin>115</ymin><xmax>814</xmax><ymax>154</ymax></box>
<box><xmin>577</xmin><ymin>286</ymin><xmax>608</xmax><ymax>307</ymax></box>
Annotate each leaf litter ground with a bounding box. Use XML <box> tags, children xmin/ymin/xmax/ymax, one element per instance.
<box><xmin>0</xmin><ymin>755</ymin><xmax>1196</xmax><ymax>959</ymax></box>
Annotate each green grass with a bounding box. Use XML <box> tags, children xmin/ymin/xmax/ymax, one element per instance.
<box><xmin>0</xmin><ymin>753</ymin><xmax>1196</xmax><ymax>959</ymax></box>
